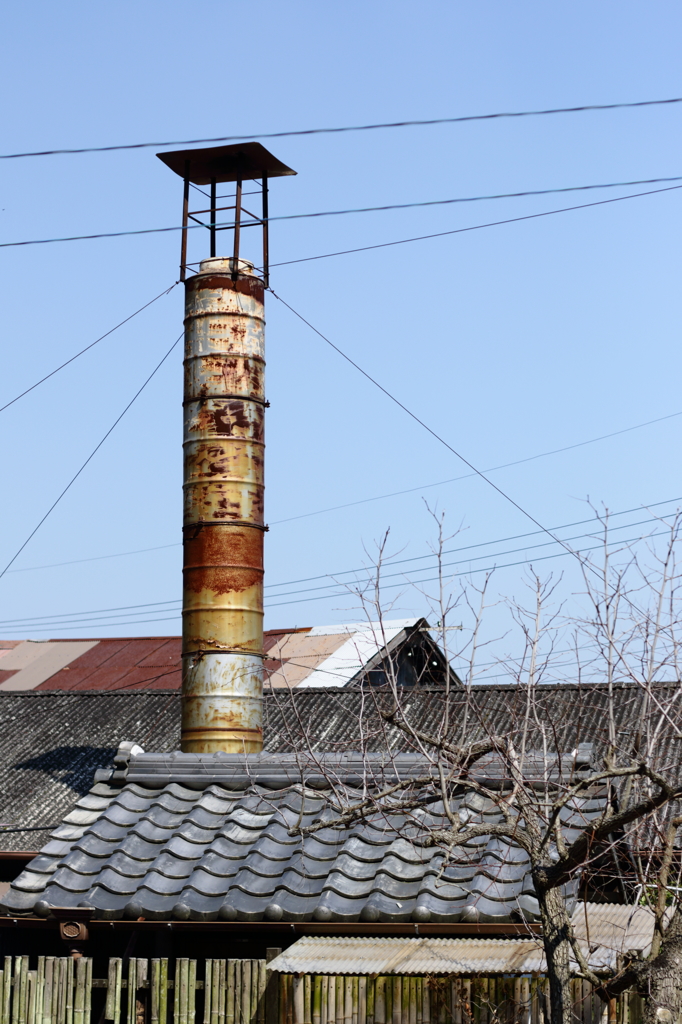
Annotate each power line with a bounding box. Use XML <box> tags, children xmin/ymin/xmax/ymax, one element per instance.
<box><xmin>265</xmin><ymin>532</ymin><xmax>660</xmax><ymax>609</ymax></box>
<box><xmin>0</xmin><ymin>334</ymin><xmax>183</xmax><ymax>582</ymax></box>
<box><xmin>7</xmin><ymin>392</ymin><xmax>682</xmax><ymax>579</ymax></box>
<box><xmin>3</xmin><ymin>96</ymin><xmax>682</xmax><ymax>160</ymax></box>
<box><xmin>265</xmin><ymin>497</ymin><xmax>682</xmax><ymax>588</ymax></box>
<box><xmin>2</xmin><ymin>179</ymin><xmax>681</xmax><ymax>252</ymax></box>
<box><xmin>5</xmin><ymin>498</ymin><xmax>680</xmax><ymax>631</ymax></box>
<box><xmin>1</xmin><ymin>529</ymin><xmax>659</xmax><ymax>632</ymax></box>
<box><xmin>7</xmin><ymin>543</ymin><xmax>180</xmax><ymax>574</ymax></box>
<box><xmin>0</xmin><ymin>598</ymin><xmax>180</xmax><ymax>626</ymax></box>
<box><xmin>268</xmin><ymin>177</ymin><xmax>682</xmax><ymax>220</ymax></box>
<box><xmin>269</xmin><ymin>289</ymin><xmax>623</xmax><ymax>586</ymax></box>
<box><xmin>271</xmin><ymin>183</ymin><xmax>682</xmax><ymax>268</ymax></box>
<box><xmin>0</xmin><ymin>283</ymin><xmax>178</xmax><ymax>415</ymax></box>
<box><xmin>0</xmin><ymin>825</ymin><xmax>60</xmax><ymax>834</ymax></box>
<box><xmin>270</xmin><ymin>409</ymin><xmax>682</xmax><ymax>526</ymax></box>
<box><xmin>268</xmin><ymin>520</ymin><xmax>671</xmax><ymax>602</ymax></box>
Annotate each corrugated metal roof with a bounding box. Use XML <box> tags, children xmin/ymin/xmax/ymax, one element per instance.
<box><xmin>1</xmin><ymin>638</ymin><xmax>183</xmax><ymax>692</ymax></box>
<box><xmin>296</xmin><ymin>621</ymin><xmax>424</xmax><ymax>689</ymax></box>
<box><xmin>572</xmin><ymin>903</ymin><xmax>662</xmax><ymax>964</ymax></box>
<box><xmin>0</xmin><ymin>621</ymin><xmax>430</xmax><ymax>692</ymax></box>
<box><xmin>266</xmin><ymin>936</ymin><xmax>544</xmax><ymax>975</ymax></box>
<box><xmin>0</xmin><ymin>642</ymin><xmax>99</xmax><ymax>690</ymax></box>
<box><xmin>265</xmin><ymin>905</ymin><xmax>659</xmax><ymax>975</ymax></box>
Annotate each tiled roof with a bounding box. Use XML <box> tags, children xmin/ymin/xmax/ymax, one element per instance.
<box><xmin>0</xmin><ymin>750</ymin><xmax>605</xmax><ymax>923</ymax></box>
<box><xmin>0</xmin><ymin>682</ymin><xmax>679</xmax><ymax>852</ymax></box>
<box><xmin>0</xmin><ymin>691</ymin><xmax>180</xmax><ymax>851</ymax></box>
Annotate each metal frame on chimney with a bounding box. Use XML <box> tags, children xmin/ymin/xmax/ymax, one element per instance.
<box><xmin>157</xmin><ymin>142</ymin><xmax>296</xmax><ymax>286</ymax></box>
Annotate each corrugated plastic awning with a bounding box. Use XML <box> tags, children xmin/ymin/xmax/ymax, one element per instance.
<box><xmin>267</xmin><ymin>905</ymin><xmax>660</xmax><ymax>976</ymax></box>
<box><xmin>266</xmin><ymin>937</ymin><xmax>545</xmax><ymax>976</ymax></box>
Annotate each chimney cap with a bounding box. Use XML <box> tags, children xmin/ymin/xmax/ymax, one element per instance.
<box><xmin>157</xmin><ymin>142</ymin><xmax>297</xmax><ymax>185</ymax></box>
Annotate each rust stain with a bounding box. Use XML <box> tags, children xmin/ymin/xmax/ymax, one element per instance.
<box><xmin>186</xmin><ymin>274</ymin><xmax>264</xmax><ymax>303</ymax></box>
<box><xmin>184</xmin><ymin>565</ymin><xmax>262</xmax><ymax>595</ymax></box>
<box><xmin>184</xmin><ymin>524</ymin><xmax>263</xmax><ymax>567</ymax></box>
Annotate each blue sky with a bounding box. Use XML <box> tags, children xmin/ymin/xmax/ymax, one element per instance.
<box><xmin>0</xmin><ymin>1</ymin><xmax>681</xmax><ymax>664</ymax></box>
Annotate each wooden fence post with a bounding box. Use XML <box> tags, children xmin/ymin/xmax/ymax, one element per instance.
<box><xmin>292</xmin><ymin>979</ymin><xmax>304</xmax><ymax>1024</ymax></box>
<box><xmin>242</xmin><ymin>963</ymin><xmax>252</xmax><ymax>1024</ymax></box>
<box><xmin>264</xmin><ymin>951</ymin><xmax>280</xmax><ymax>1024</ymax></box>
<box><xmin>227</xmin><ymin>965</ymin><xmax>234</xmax><ymax>1024</ymax></box>
<box><xmin>321</xmin><ymin>978</ymin><xmax>328</xmax><ymax>1024</ymax></box>
<box><xmin>257</xmin><ymin>963</ymin><xmax>266</xmax><ymax>1024</ymax></box>
<box><xmin>327</xmin><ymin>979</ymin><xmax>336</xmax><ymax>1024</ymax></box>
<box><xmin>188</xmin><ymin>962</ymin><xmax>196</xmax><ymax>1024</ymax></box>
<box><xmin>105</xmin><ymin>959</ymin><xmax>122</xmax><ymax>1024</ymax></box>
<box><xmin>73</xmin><ymin>961</ymin><xmax>86</xmax><ymax>1024</ymax></box>
<box><xmin>20</xmin><ymin>957</ymin><xmax>30</xmax><ymax>1024</ymax></box>
<box><xmin>127</xmin><ymin>960</ymin><xmax>137</xmax><ymax>1024</ymax></box>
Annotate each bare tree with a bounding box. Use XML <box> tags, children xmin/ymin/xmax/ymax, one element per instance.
<box><xmin>269</xmin><ymin>507</ymin><xmax>682</xmax><ymax>1024</ymax></box>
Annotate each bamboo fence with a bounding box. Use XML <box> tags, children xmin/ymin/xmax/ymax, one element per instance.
<box><xmin>0</xmin><ymin>960</ymin><xmax>642</xmax><ymax>1024</ymax></box>
<box><xmin>279</xmin><ymin>975</ymin><xmax>641</xmax><ymax>1024</ymax></box>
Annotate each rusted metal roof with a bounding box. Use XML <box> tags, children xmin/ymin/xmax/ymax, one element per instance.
<box><xmin>266</xmin><ymin>936</ymin><xmax>544</xmax><ymax>975</ymax></box>
<box><xmin>0</xmin><ymin>641</ymin><xmax>99</xmax><ymax>690</ymax></box>
<box><xmin>0</xmin><ymin>638</ymin><xmax>182</xmax><ymax>691</ymax></box>
<box><xmin>0</xmin><ymin>619</ymin><xmax>439</xmax><ymax>692</ymax></box>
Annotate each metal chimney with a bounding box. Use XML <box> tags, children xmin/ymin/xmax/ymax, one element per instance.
<box><xmin>158</xmin><ymin>144</ymin><xmax>296</xmax><ymax>752</ymax></box>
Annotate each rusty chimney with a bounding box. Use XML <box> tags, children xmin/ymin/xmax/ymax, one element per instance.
<box><xmin>158</xmin><ymin>143</ymin><xmax>296</xmax><ymax>752</ymax></box>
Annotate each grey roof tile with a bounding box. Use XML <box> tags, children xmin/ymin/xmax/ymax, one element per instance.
<box><xmin>371</xmin><ymin>872</ymin><xmax>423</xmax><ymax>900</ymax></box>
<box><xmin>87</xmin><ymin>818</ymin><xmax>132</xmax><ymax>842</ymax></box>
<box><xmin>124</xmin><ymin>890</ymin><xmax>177</xmax><ymax>919</ymax></box>
<box><xmin>93</xmin><ymin>871</ymin><xmax>138</xmax><ymax>897</ymax></box>
<box><xmin>115</xmin><ymin>833</ymin><xmax>163</xmax><ymax>860</ymax></box>
<box><xmin>50</xmin><ymin>824</ymin><xmax>88</xmax><ymax>840</ymax></box>
<box><xmin>85</xmin><ymin>886</ymin><xmax>136</xmax><ymax>918</ymax></box>
<box><xmin>174</xmin><ymin>890</ymin><xmax>225</xmax><ymax>920</ymax></box>
<box><xmin>73</xmin><ymin>834</ymin><xmax>119</xmax><ymax>857</ymax></box>
<box><xmin>322</xmin><ymin>872</ymin><xmax>375</xmax><ymax>899</ymax></box>
<box><xmin>184</xmin><ymin>869</ymin><xmax>231</xmax><ymax>896</ymax></box>
<box><xmin>226</xmin><ymin>889</ymin><xmax>275</xmax><ymax>920</ymax></box>
<box><xmin>277</xmin><ymin>872</ymin><xmax>326</xmax><ymax>899</ymax></box>
<box><xmin>230</xmin><ymin>867</ymin><xmax>279</xmax><ymax>897</ymax></box>
<box><xmin>271</xmin><ymin>891</ymin><xmax>320</xmax><ymax>920</ymax></box>
<box><xmin>49</xmin><ymin>866</ymin><xmax>95</xmax><ymax>892</ymax></box>
<box><xmin>38</xmin><ymin>881</ymin><xmax>90</xmax><ymax>904</ymax></box>
<box><xmin>1</xmin><ymin>886</ymin><xmax>43</xmax><ymax>912</ymax></box>
<box><xmin>40</xmin><ymin>840</ymin><xmax>75</xmax><ymax>857</ymax></box>
<box><xmin>148</xmin><ymin>851</ymin><xmax>197</xmax><ymax>878</ymax></box>
<box><xmin>129</xmin><ymin>819</ymin><xmax>176</xmax><ymax>843</ymax></box>
<box><xmin>98</xmin><ymin>853</ymin><xmax>151</xmax><ymax>879</ymax></box>
<box><xmin>174</xmin><ymin>823</ymin><xmax>221</xmax><ymax>845</ymax></box>
<box><xmin>469</xmin><ymin>875</ymin><xmax>526</xmax><ymax>901</ymax></box>
<box><xmin>137</xmin><ymin>871</ymin><xmax>185</xmax><ymax>896</ymax></box>
<box><xmin>26</xmin><ymin>855</ymin><xmax>60</xmax><ymax>874</ymax></box>
<box><xmin>10</xmin><ymin>869</ymin><xmax>54</xmax><ymax>893</ymax></box>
